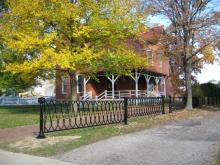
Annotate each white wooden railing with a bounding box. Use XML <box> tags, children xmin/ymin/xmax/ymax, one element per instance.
<box><xmin>95</xmin><ymin>90</ymin><xmax>165</xmax><ymax>100</ymax></box>
<box><xmin>80</xmin><ymin>91</ymin><xmax>93</xmax><ymax>100</ymax></box>
<box><xmin>0</xmin><ymin>96</ymin><xmax>54</xmax><ymax>105</ymax></box>
<box><xmin>95</xmin><ymin>90</ymin><xmax>107</xmax><ymax>100</ymax></box>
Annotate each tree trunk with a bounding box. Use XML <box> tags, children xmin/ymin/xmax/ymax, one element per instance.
<box><xmin>183</xmin><ymin>26</ymin><xmax>193</xmax><ymax>110</ymax></box>
<box><xmin>69</xmin><ymin>72</ymin><xmax>78</xmax><ymax>101</ymax></box>
<box><xmin>185</xmin><ymin>62</ymin><xmax>193</xmax><ymax>109</ymax></box>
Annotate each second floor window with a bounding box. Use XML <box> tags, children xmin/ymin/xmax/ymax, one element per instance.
<box><xmin>159</xmin><ymin>51</ymin><xmax>163</xmax><ymax>69</ymax></box>
<box><xmin>146</xmin><ymin>49</ymin><xmax>153</xmax><ymax>65</ymax></box>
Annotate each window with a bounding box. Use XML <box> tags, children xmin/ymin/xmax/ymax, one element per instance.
<box><xmin>146</xmin><ymin>49</ymin><xmax>153</xmax><ymax>65</ymax></box>
<box><xmin>77</xmin><ymin>75</ymin><xmax>83</xmax><ymax>93</ymax></box>
<box><xmin>61</xmin><ymin>77</ymin><xmax>68</xmax><ymax>94</ymax></box>
<box><xmin>159</xmin><ymin>51</ymin><xmax>163</xmax><ymax>69</ymax></box>
<box><xmin>160</xmin><ymin>61</ymin><xmax>163</xmax><ymax>68</ymax></box>
<box><xmin>70</xmin><ymin>0</ymin><xmax>77</xmax><ymax>3</ymax></box>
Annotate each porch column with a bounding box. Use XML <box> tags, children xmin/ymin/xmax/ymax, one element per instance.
<box><xmin>130</xmin><ymin>69</ymin><xmax>141</xmax><ymax>97</ymax></box>
<box><xmin>76</xmin><ymin>74</ymin><xmax>79</xmax><ymax>94</ymax></box>
<box><xmin>155</xmin><ymin>77</ymin><xmax>160</xmax><ymax>95</ymax></box>
<box><xmin>83</xmin><ymin>77</ymin><xmax>90</xmax><ymax>97</ymax></box>
<box><xmin>144</xmin><ymin>74</ymin><xmax>151</xmax><ymax>95</ymax></box>
<box><xmin>163</xmin><ymin>77</ymin><xmax>166</xmax><ymax>97</ymax></box>
<box><xmin>107</xmin><ymin>75</ymin><xmax>119</xmax><ymax>99</ymax></box>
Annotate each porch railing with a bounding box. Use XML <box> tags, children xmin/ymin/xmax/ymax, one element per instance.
<box><xmin>80</xmin><ymin>91</ymin><xmax>92</xmax><ymax>100</ymax></box>
<box><xmin>0</xmin><ymin>96</ymin><xmax>40</xmax><ymax>105</ymax></box>
<box><xmin>95</xmin><ymin>90</ymin><xmax>165</xmax><ymax>100</ymax></box>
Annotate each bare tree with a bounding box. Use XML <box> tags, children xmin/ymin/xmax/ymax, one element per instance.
<box><xmin>146</xmin><ymin>0</ymin><xmax>220</xmax><ymax>109</ymax></box>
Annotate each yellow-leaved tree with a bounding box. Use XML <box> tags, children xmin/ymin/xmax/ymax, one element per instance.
<box><xmin>0</xmin><ymin>0</ymin><xmax>149</xmax><ymax>99</ymax></box>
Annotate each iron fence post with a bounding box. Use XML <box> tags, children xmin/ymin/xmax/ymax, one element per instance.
<box><xmin>124</xmin><ymin>97</ymin><xmax>128</xmax><ymax>125</ymax></box>
<box><xmin>168</xmin><ymin>95</ymin><xmax>172</xmax><ymax>113</ymax></box>
<box><xmin>37</xmin><ymin>97</ymin><xmax>46</xmax><ymax>139</ymax></box>
<box><xmin>162</xmin><ymin>96</ymin><xmax>165</xmax><ymax>114</ymax></box>
<box><xmin>200</xmin><ymin>97</ymin><xmax>202</xmax><ymax>107</ymax></box>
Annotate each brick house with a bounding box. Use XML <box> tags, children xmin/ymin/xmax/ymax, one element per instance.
<box><xmin>56</xmin><ymin>27</ymin><xmax>173</xmax><ymax>100</ymax></box>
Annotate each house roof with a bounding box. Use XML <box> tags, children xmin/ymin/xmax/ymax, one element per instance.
<box><xmin>72</xmin><ymin>26</ymin><xmax>169</xmax><ymax>77</ymax></box>
<box><xmin>127</xmin><ymin>26</ymin><xmax>169</xmax><ymax>76</ymax></box>
<box><xmin>142</xmin><ymin>26</ymin><xmax>164</xmax><ymax>41</ymax></box>
<box><xmin>83</xmin><ymin>26</ymin><xmax>169</xmax><ymax>76</ymax></box>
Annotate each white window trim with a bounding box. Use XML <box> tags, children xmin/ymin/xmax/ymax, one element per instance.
<box><xmin>146</xmin><ymin>49</ymin><xmax>153</xmax><ymax>65</ymax></box>
<box><xmin>159</xmin><ymin>51</ymin><xmax>163</xmax><ymax>67</ymax></box>
<box><xmin>76</xmin><ymin>74</ymin><xmax>83</xmax><ymax>94</ymax></box>
<box><xmin>61</xmin><ymin>77</ymin><xmax>68</xmax><ymax>94</ymax></box>
<box><xmin>160</xmin><ymin>61</ymin><xmax>163</xmax><ymax>68</ymax></box>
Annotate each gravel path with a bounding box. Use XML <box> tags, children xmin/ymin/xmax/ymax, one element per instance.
<box><xmin>57</xmin><ymin>111</ymin><xmax>220</xmax><ymax>165</ymax></box>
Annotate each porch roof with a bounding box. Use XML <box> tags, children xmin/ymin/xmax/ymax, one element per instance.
<box><xmin>95</xmin><ymin>68</ymin><xmax>166</xmax><ymax>77</ymax></box>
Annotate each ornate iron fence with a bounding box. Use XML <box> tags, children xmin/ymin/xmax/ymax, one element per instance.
<box><xmin>168</xmin><ymin>96</ymin><xmax>220</xmax><ymax>113</ymax></box>
<box><xmin>127</xmin><ymin>97</ymin><xmax>165</xmax><ymax>117</ymax></box>
<box><xmin>37</xmin><ymin>97</ymin><xmax>165</xmax><ymax>138</ymax></box>
<box><xmin>37</xmin><ymin>96</ymin><xmax>220</xmax><ymax>138</ymax></box>
<box><xmin>201</xmin><ymin>96</ymin><xmax>220</xmax><ymax>106</ymax></box>
<box><xmin>168</xmin><ymin>96</ymin><xmax>186</xmax><ymax>113</ymax></box>
<box><xmin>37</xmin><ymin>98</ymin><xmax>125</xmax><ymax>138</ymax></box>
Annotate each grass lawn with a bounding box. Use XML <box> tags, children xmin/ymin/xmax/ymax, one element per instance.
<box><xmin>218</xmin><ymin>152</ymin><xmax>220</xmax><ymax>165</ymax></box>
<box><xmin>0</xmin><ymin>108</ymin><xmax>212</xmax><ymax>157</ymax></box>
<box><xmin>0</xmin><ymin>105</ymin><xmax>39</xmax><ymax>128</ymax></box>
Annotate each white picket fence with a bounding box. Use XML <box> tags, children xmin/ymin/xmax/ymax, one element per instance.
<box><xmin>0</xmin><ymin>96</ymin><xmax>54</xmax><ymax>105</ymax></box>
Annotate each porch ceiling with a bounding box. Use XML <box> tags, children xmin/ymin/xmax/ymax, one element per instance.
<box><xmin>95</xmin><ymin>70</ymin><xmax>166</xmax><ymax>77</ymax></box>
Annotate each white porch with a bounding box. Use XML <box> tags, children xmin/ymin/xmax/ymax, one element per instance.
<box><xmin>78</xmin><ymin>70</ymin><xmax>167</xmax><ymax>100</ymax></box>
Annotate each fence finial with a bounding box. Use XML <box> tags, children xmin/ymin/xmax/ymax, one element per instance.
<box><xmin>38</xmin><ymin>97</ymin><xmax>46</xmax><ymax>104</ymax></box>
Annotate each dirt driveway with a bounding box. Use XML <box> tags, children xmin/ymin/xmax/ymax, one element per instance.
<box><xmin>0</xmin><ymin>125</ymin><xmax>38</xmax><ymax>143</ymax></box>
<box><xmin>57</xmin><ymin>110</ymin><xmax>220</xmax><ymax>165</ymax></box>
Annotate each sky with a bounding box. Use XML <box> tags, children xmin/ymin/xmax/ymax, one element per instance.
<box><xmin>147</xmin><ymin>1</ymin><xmax>220</xmax><ymax>84</ymax></box>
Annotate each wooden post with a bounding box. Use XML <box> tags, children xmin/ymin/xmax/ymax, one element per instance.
<box><xmin>155</xmin><ymin>77</ymin><xmax>160</xmax><ymax>95</ymax></box>
<box><xmin>107</xmin><ymin>75</ymin><xmax>119</xmax><ymax>99</ymax></box>
<box><xmin>130</xmin><ymin>70</ymin><xmax>140</xmax><ymax>98</ymax></box>
<box><xmin>105</xmin><ymin>90</ymin><xmax>107</xmax><ymax>99</ymax></box>
<box><xmin>112</xmin><ymin>75</ymin><xmax>115</xmax><ymax>99</ymax></box>
<box><xmin>144</xmin><ymin>74</ymin><xmax>151</xmax><ymax>96</ymax></box>
<box><xmin>135</xmin><ymin>70</ymin><xmax>140</xmax><ymax>97</ymax></box>
<box><xmin>163</xmin><ymin>77</ymin><xmax>166</xmax><ymax>97</ymax></box>
<box><xmin>83</xmin><ymin>77</ymin><xmax>90</xmax><ymax>99</ymax></box>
